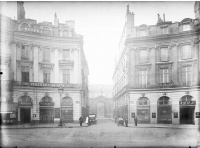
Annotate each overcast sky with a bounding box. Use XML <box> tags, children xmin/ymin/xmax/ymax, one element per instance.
<box><xmin>1</xmin><ymin>1</ymin><xmax>194</xmax><ymax>85</ymax></box>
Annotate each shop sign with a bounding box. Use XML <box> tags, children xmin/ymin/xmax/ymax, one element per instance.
<box><xmin>152</xmin><ymin>113</ymin><xmax>156</xmax><ymax>118</ymax></box>
<box><xmin>61</xmin><ymin>102</ymin><xmax>73</xmax><ymax>106</ymax></box>
<box><xmin>10</xmin><ymin>113</ymin><xmax>16</xmax><ymax>118</ymax></box>
<box><xmin>39</xmin><ymin>102</ymin><xmax>55</xmax><ymax>106</ymax></box>
<box><xmin>59</xmin><ymin>60</ymin><xmax>74</xmax><ymax>66</ymax></box>
<box><xmin>41</xmin><ymin>64</ymin><xmax>52</xmax><ymax>69</ymax></box>
<box><xmin>14</xmin><ymin>81</ymin><xmax>80</xmax><ymax>89</ymax></box>
<box><xmin>23</xmin><ymin>27</ymin><xmax>51</xmax><ymax>35</ymax></box>
<box><xmin>18</xmin><ymin>101</ymin><xmax>33</xmax><ymax>106</ymax></box>
<box><xmin>179</xmin><ymin>101</ymin><xmax>196</xmax><ymax>105</ymax></box>
<box><xmin>174</xmin><ymin>112</ymin><xmax>178</xmax><ymax>118</ymax></box>
<box><xmin>196</xmin><ymin>112</ymin><xmax>200</xmax><ymax>118</ymax></box>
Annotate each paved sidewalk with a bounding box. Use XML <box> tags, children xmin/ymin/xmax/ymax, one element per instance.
<box><xmin>110</xmin><ymin>118</ymin><xmax>199</xmax><ymax>129</ymax></box>
<box><xmin>0</xmin><ymin>120</ymin><xmax>88</xmax><ymax>129</ymax></box>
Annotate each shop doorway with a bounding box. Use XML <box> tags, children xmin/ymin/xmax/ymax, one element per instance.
<box><xmin>179</xmin><ymin>95</ymin><xmax>195</xmax><ymax>124</ymax></box>
<box><xmin>40</xmin><ymin>108</ymin><xmax>54</xmax><ymax>123</ymax></box>
<box><xmin>180</xmin><ymin>107</ymin><xmax>194</xmax><ymax>124</ymax></box>
<box><xmin>137</xmin><ymin>97</ymin><xmax>150</xmax><ymax>123</ymax></box>
<box><xmin>20</xmin><ymin>108</ymin><xmax>31</xmax><ymax>123</ymax></box>
<box><xmin>157</xmin><ymin>96</ymin><xmax>172</xmax><ymax>124</ymax></box>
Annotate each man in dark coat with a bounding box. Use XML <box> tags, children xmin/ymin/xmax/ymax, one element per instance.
<box><xmin>134</xmin><ymin>116</ymin><xmax>138</xmax><ymax>126</ymax></box>
<box><xmin>124</xmin><ymin>117</ymin><xmax>128</xmax><ymax>127</ymax></box>
<box><xmin>79</xmin><ymin>115</ymin><xmax>83</xmax><ymax>126</ymax></box>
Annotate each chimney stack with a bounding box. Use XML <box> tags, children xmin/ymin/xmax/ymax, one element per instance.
<box><xmin>17</xmin><ymin>1</ymin><xmax>25</xmax><ymax>20</ymax></box>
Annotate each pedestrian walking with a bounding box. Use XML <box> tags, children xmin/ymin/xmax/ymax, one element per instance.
<box><xmin>86</xmin><ymin>116</ymin><xmax>89</xmax><ymax>126</ymax></box>
<box><xmin>124</xmin><ymin>117</ymin><xmax>128</xmax><ymax>127</ymax></box>
<box><xmin>79</xmin><ymin>115</ymin><xmax>83</xmax><ymax>126</ymax></box>
<box><xmin>134</xmin><ymin>116</ymin><xmax>138</xmax><ymax>126</ymax></box>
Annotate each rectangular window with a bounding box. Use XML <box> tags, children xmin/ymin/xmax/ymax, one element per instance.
<box><xmin>21</xmin><ymin>45</ymin><xmax>29</xmax><ymax>60</ymax></box>
<box><xmin>43</xmin><ymin>72</ymin><xmax>50</xmax><ymax>83</ymax></box>
<box><xmin>161</xmin><ymin>27</ymin><xmax>168</xmax><ymax>34</ymax></box>
<box><xmin>182</xmin><ymin>44</ymin><xmax>192</xmax><ymax>60</ymax></box>
<box><xmin>139</xmin><ymin>69</ymin><xmax>148</xmax><ymax>86</ymax></box>
<box><xmin>21</xmin><ymin>66</ymin><xmax>29</xmax><ymax>82</ymax></box>
<box><xmin>43</xmin><ymin>48</ymin><xmax>50</xmax><ymax>62</ymax></box>
<box><xmin>63</xmin><ymin>50</ymin><xmax>70</xmax><ymax>60</ymax></box>
<box><xmin>63</xmin><ymin>69</ymin><xmax>70</xmax><ymax>84</ymax></box>
<box><xmin>160</xmin><ymin>68</ymin><xmax>169</xmax><ymax>83</ymax></box>
<box><xmin>182</xmin><ymin>66</ymin><xmax>192</xmax><ymax>85</ymax></box>
<box><xmin>139</xmin><ymin>49</ymin><xmax>148</xmax><ymax>63</ymax></box>
<box><xmin>160</xmin><ymin>48</ymin><xmax>168</xmax><ymax>61</ymax></box>
<box><xmin>183</xmin><ymin>24</ymin><xmax>191</xmax><ymax>31</ymax></box>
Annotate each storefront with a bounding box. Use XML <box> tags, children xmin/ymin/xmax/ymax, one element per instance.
<box><xmin>157</xmin><ymin>96</ymin><xmax>172</xmax><ymax>124</ymax></box>
<box><xmin>61</xmin><ymin>96</ymin><xmax>73</xmax><ymax>123</ymax></box>
<box><xmin>137</xmin><ymin>97</ymin><xmax>150</xmax><ymax>123</ymax></box>
<box><xmin>39</xmin><ymin>94</ymin><xmax>55</xmax><ymax>123</ymax></box>
<box><xmin>18</xmin><ymin>94</ymin><xmax>33</xmax><ymax>123</ymax></box>
<box><xmin>179</xmin><ymin>95</ymin><xmax>195</xmax><ymax>124</ymax></box>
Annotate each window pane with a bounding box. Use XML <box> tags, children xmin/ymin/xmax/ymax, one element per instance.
<box><xmin>183</xmin><ymin>24</ymin><xmax>190</xmax><ymax>31</ymax></box>
<box><xmin>182</xmin><ymin>45</ymin><xmax>191</xmax><ymax>59</ymax></box>
<box><xmin>22</xmin><ymin>72</ymin><xmax>29</xmax><ymax>82</ymax></box>
<box><xmin>160</xmin><ymin>48</ymin><xmax>168</xmax><ymax>61</ymax></box>
<box><xmin>139</xmin><ymin>50</ymin><xmax>148</xmax><ymax>63</ymax></box>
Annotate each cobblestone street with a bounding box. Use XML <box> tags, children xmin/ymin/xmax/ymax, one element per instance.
<box><xmin>1</xmin><ymin>119</ymin><xmax>199</xmax><ymax>148</ymax></box>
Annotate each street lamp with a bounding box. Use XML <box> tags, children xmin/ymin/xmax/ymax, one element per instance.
<box><xmin>58</xmin><ymin>86</ymin><xmax>64</xmax><ymax>126</ymax></box>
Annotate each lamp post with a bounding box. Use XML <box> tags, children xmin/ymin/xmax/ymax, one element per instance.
<box><xmin>58</xmin><ymin>86</ymin><xmax>64</xmax><ymax>126</ymax></box>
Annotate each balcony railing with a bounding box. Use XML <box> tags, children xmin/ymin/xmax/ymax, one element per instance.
<box><xmin>13</xmin><ymin>81</ymin><xmax>81</xmax><ymax>89</ymax></box>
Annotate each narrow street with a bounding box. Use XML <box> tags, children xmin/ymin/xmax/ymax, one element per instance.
<box><xmin>1</xmin><ymin>119</ymin><xmax>198</xmax><ymax>148</ymax></box>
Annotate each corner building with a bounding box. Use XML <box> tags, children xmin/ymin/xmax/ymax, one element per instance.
<box><xmin>113</xmin><ymin>3</ymin><xmax>200</xmax><ymax>125</ymax></box>
<box><xmin>0</xmin><ymin>2</ymin><xmax>89</xmax><ymax>124</ymax></box>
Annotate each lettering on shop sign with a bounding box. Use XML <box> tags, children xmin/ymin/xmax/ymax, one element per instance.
<box><xmin>18</xmin><ymin>101</ymin><xmax>33</xmax><ymax>106</ymax></box>
<box><xmin>196</xmin><ymin>112</ymin><xmax>200</xmax><ymax>118</ymax></box>
<box><xmin>152</xmin><ymin>113</ymin><xmax>156</xmax><ymax>118</ymax></box>
<box><xmin>41</xmin><ymin>64</ymin><xmax>52</xmax><ymax>69</ymax></box>
<box><xmin>23</xmin><ymin>27</ymin><xmax>51</xmax><ymax>35</ymax></box>
<box><xmin>179</xmin><ymin>101</ymin><xmax>196</xmax><ymax>105</ymax></box>
<box><xmin>39</xmin><ymin>102</ymin><xmax>55</xmax><ymax>106</ymax></box>
<box><xmin>59</xmin><ymin>60</ymin><xmax>74</xmax><ymax>66</ymax></box>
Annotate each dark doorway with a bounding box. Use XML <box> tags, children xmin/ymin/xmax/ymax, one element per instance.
<box><xmin>40</xmin><ymin>108</ymin><xmax>54</xmax><ymax>123</ymax></box>
<box><xmin>20</xmin><ymin>108</ymin><xmax>31</xmax><ymax>123</ymax></box>
<box><xmin>180</xmin><ymin>107</ymin><xmax>194</xmax><ymax>124</ymax></box>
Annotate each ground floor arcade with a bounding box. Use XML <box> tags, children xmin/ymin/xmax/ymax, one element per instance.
<box><xmin>114</xmin><ymin>88</ymin><xmax>200</xmax><ymax>125</ymax></box>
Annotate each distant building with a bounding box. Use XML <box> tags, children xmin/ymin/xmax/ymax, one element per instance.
<box><xmin>89</xmin><ymin>85</ymin><xmax>112</xmax><ymax>118</ymax></box>
<box><xmin>113</xmin><ymin>2</ymin><xmax>200</xmax><ymax>125</ymax></box>
<box><xmin>0</xmin><ymin>1</ymin><xmax>89</xmax><ymax>124</ymax></box>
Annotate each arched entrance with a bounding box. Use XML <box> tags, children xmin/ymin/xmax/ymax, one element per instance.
<box><xmin>18</xmin><ymin>95</ymin><xmax>33</xmax><ymax>123</ymax></box>
<box><xmin>179</xmin><ymin>95</ymin><xmax>195</xmax><ymax>124</ymax></box>
<box><xmin>137</xmin><ymin>97</ymin><xmax>150</xmax><ymax>123</ymax></box>
<box><xmin>97</xmin><ymin>102</ymin><xmax>105</xmax><ymax>118</ymax></box>
<box><xmin>61</xmin><ymin>96</ymin><xmax>73</xmax><ymax>123</ymax></box>
<box><xmin>39</xmin><ymin>93</ymin><xmax>55</xmax><ymax>123</ymax></box>
<box><xmin>157</xmin><ymin>96</ymin><xmax>172</xmax><ymax>124</ymax></box>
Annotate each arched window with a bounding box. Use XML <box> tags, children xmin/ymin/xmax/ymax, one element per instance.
<box><xmin>61</xmin><ymin>96</ymin><xmax>73</xmax><ymax>106</ymax></box>
<box><xmin>41</xmin><ymin>96</ymin><xmax>53</xmax><ymax>102</ymax></box>
<box><xmin>62</xmin><ymin>29</ymin><xmax>70</xmax><ymax>37</ymax></box>
<box><xmin>137</xmin><ymin>97</ymin><xmax>150</xmax><ymax>106</ymax></box>
<box><xmin>19</xmin><ymin>95</ymin><xmax>32</xmax><ymax>102</ymax></box>
<box><xmin>158</xmin><ymin>96</ymin><xmax>171</xmax><ymax>105</ymax></box>
<box><xmin>180</xmin><ymin>95</ymin><xmax>193</xmax><ymax>101</ymax></box>
<box><xmin>21</xmin><ymin>23</ymin><xmax>29</xmax><ymax>30</ymax></box>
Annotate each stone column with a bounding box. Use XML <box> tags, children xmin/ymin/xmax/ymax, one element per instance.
<box><xmin>33</xmin><ymin>45</ymin><xmax>39</xmax><ymax>82</ymax></box>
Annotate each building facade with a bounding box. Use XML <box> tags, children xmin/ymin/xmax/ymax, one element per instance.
<box><xmin>0</xmin><ymin>2</ymin><xmax>89</xmax><ymax>124</ymax></box>
<box><xmin>113</xmin><ymin>2</ymin><xmax>200</xmax><ymax>125</ymax></box>
<box><xmin>89</xmin><ymin>85</ymin><xmax>112</xmax><ymax>118</ymax></box>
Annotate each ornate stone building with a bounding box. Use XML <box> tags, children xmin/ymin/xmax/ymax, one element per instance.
<box><xmin>0</xmin><ymin>2</ymin><xmax>89</xmax><ymax>124</ymax></box>
<box><xmin>113</xmin><ymin>2</ymin><xmax>200</xmax><ymax>125</ymax></box>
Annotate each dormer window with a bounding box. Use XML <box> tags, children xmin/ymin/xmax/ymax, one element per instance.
<box><xmin>161</xmin><ymin>27</ymin><xmax>168</xmax><ymax>34</ymax></box>
<box><xmin>62</xmin><ymin>29</ymin><xmax>71</xmax><ymax>37</ymax></box>
<box><xmin>183</xmin><ymin>24</ymin><xmax>191</xmax><ymax>31</ymax></box>
<box><xmin>140</xmin><ymin>29</ymin><xmax>147</xmax><ymax>36</ymax></box>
